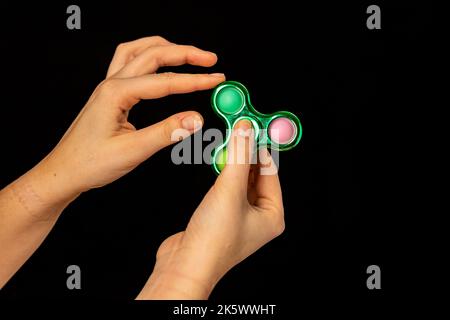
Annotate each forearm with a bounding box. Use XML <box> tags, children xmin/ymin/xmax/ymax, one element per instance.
<box><xmin>0</xmin><ymin>160</ymin><xmax>79</xmax><ymax>288</ymax></box>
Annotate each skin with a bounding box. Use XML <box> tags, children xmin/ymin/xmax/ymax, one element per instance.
<box><xmin>0</xmin><ymin>36</ymin><xmax>284</xmax><ymax>299</ymax></box>
<box><xmin>137</xmin><ymin>121</ymin><xmax>284</xmax><ymax>299</ymax></box>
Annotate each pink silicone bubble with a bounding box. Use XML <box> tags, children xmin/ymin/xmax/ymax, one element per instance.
<box><xmin>269</xmin><ymin>117</ymin><xmax>297</xmax><ymax>144</ymax></box>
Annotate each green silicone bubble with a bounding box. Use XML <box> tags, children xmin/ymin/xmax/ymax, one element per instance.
<box><xmin>215</xmin><ymin>86</ymin><xmax>244</xmax><ymax>114</ymax></box>
<box><xmin>215</xmin><ymin>148</ymin><xmax>227</xmax><ymax>171</ymax></box>
<box><xmin>210</xmin><ymin>81</ymin><xmax>302</xmax><ymax>175</ymax></box>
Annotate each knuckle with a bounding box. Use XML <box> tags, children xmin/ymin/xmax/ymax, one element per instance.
<box><xmin>154</xmin><ymin>73</ymin><xmax>176</xmax><ymax>96</ymax></box>
<box><xmin>115</xmin><ymin>42</ymin><xmax>128</xmax><ymax>54</ymax></box>
<box><xmin>183</xmin><ymin>44</ymin><xmax>196</xmax><ymax>51</ymax></box>
<box><xmin>160</xmin><ymin>72</ymin><xmax>176</xmax><ymax>92</ymax></box>
<box><xmin>97</xmin><ymin>79</ymin><xmax>122</xmax><ymax>100</ymax></box>
<box><xmin>99</xmin><ymin>79</ymin><xmax>118</xmax><ymax>92</ymax></box>
<box><xmin>162</xmin><ymin>117</ymin><xmax>178</xmax><ymax>142</ymax></box>
<box><xmin>152</xmin><ymin>35</ymin><xmax>167</xmax><ymax>43</ymax></box>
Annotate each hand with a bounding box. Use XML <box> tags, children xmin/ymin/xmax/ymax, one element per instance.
<box><xmin>33</xmin><ymin>36</ymin><xmax>225</xmax><ymax>206</ymax></box>
<box><xmin>0</xmin><ymin>36</ymin><xmax>224</xmax><ymax>287</ymax></box>
<box><xmin>138</xmin><ymin>120</ymin><xmax>285</xmax><ymax>299</ymax></box>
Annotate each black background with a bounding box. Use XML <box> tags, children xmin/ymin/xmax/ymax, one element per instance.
<box><xmin>0</xmin><ymin>0</ymin><xmax>432</xmax><ymax>310</ymax></box>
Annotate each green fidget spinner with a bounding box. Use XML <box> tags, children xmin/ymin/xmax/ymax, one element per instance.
<box><xmin>210</xmin><ymin>81</ymin><xmax>302</xmax><ymax>174</ymax></box>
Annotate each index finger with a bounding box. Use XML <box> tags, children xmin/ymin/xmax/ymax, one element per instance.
<box><xmin>99</xmin><ymin>72</ymin><xmax>226</xmax><ymax>110</ymax></box>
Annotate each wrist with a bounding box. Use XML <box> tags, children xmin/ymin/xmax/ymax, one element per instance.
<box><xmin>137</xmin><ymin>268</ymin><xmax>214</xmax><ymax>300</ymax></box>
<box><xmin>9</xmin><ymin>160</ymin><xmax>81</xmax><ymax>222</ymax></box>
<box><xmin>137</xmin><ymin>249</ymin><xmax>224</xmax><ymax>300</ymax></box>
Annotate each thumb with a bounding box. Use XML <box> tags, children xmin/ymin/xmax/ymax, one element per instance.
<box><xmin>131</xmin><ymin>111</ymin><xmax>203</xmax><ymax>160</ymax></box>
<box><xmin>218</xmin><ymin>119</ymin><xmax>255</xmax><ymax>195</ymax></box>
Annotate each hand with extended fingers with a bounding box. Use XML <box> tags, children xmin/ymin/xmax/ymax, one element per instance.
<box><xmin>0</xmin><ymin>36</ymin><xmax>224</xmax><ymax>287</ymax></box>
<box><xmin>43</xmin><ymin>36</ymin><xmax>225</xmax><ymax>201</ymax></box>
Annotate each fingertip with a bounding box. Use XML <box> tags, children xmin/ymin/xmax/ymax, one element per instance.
<box><xmin>211</xmin><ymin>55</ymin><xmax>219</xmax><ymax>66</ymax></box>
<box><xmin>190</xmin><ymin>49</ymin><xmax>218</xmax><ymax>66</ymax></box>
<box><xmin>180</xmin><ymin>111</ymin><xmax>204</xmax><ymax>132</ymax></box>
<box><xmin>234</xmin><ymin>119</ymin><xmax>253</xmax><ymax>132</ymax></box>
<box><xmin>258</xmin><ymin>147</ymin><xmax>272</xmax><ymax>166</ymax></box>
<box><xmin>225</xmin><ymin>119</ymin><xmax>254</xmax><ymax>172</ymax></box>
<box><xmin>209</xmin><ymin>73</ymin><xmax>226</xmax><ymax>84</ymax></box>
<box><xmin>205</xmin><ymin>54</ymin><xmax>218</xmax><ymax>67</ymax></box>
<box><xmin>258</xmin><ymin>147</ymin><xmax>279</xmax><ymax>176</ymax></box>
<box><xmin>205</xmin><ymin>51</ymin><xmax>218</xmax><ymax>60</ymax></box>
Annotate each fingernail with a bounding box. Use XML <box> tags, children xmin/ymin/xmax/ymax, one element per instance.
<box><xmin>234</xmin><ymin>119</ymin><xmax>253</xmax><ymax>137</ymax></box>
<box><xmin>181</xmin><ymin>115</ymin><xmax>203</xmax><ymax>131</ymax></box>
<box><xmin>210</xmin><ymin>73</ymin><xmax>225</xmax><ymax>77</ymax></box>
<box><xmin>235</xmin><ymin>119</ymin><xmax>252</xmax><ymax>130</ymax></box>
